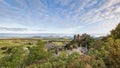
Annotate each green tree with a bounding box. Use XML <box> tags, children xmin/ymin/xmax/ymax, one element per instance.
<box><xmin>111</xmin><ymin>23</ymin><xmax>120</xmax><ymax>39</ymax></box>
<box><xmin>27</xmin><ymin>40</ymin><xmax>50</xmax><ymax>65</ymax></box>
<box><xmin>81</xmin><ymin>33</ymin><xmax>95</xmax><ymax>48</ymax></box>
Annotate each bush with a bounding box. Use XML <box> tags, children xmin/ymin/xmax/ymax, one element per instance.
<box><xmin>0</xmin><ymin>46</ymin><xmax>28</xmax><ymax>68</ymax></box>
<box><xmin>26</xmin><ymin>40</ymin><xmax>50</xmax><ymax>65</ymax></box>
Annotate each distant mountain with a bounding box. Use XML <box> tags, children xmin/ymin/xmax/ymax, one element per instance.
<box><xmin>0</xmin><ymin>33</ymin><xmax>73</xmax><ymax>39</ymax></box>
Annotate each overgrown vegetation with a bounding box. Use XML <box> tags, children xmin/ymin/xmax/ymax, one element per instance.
<box><xmin>0</xmin><ymin>23</ymin><xmax>120</xmax><ymax>68</ymax></box>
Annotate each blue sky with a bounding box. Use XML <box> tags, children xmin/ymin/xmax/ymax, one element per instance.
<box><xmin>0</xmin><ymin>0</ymin><xmax>120</xmax><ymax>36</ymax></box>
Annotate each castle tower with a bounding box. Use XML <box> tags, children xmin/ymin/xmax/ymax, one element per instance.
<box><xmin>74</xmin><ymin>35</ymin><xmax>77</xmax><ymax>40</ymax></box>
<box><xmin>77</xmin><ymin>34</ymin><xmax>81</xmax><ymax>40</ymax></box>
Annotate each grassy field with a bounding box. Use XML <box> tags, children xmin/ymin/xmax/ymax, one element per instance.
<box><xmin>0</xmin><ymin>38</ymin><xmax>71</xmax><ymax>55</ymax></box>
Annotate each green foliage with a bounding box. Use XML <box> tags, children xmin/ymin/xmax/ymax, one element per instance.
<box><xmin>0</xmin><ymin>39</ymin><xmax>51</xmax><ymax>68</ymax></box>
<box><xmin>70</xmin><ymin>33</ymin><xmax>95</xmax><ymax>49</ymax></box>
<box><xmin>0</xmin><ymin>23</ymin><xmax>120</xmax><ymax>68</ymax></box>
<box><xmin>83</xmin><ymin>35</ymin><xmax>95</xmax><ymax>48</ymax></box>
<box><xmin>104</xmin><ymin>38</ymin><xmax>120</xmax><ymax>68</ymax></box>
<box><xmin>0</xmin><ymin>46</ymin><xmax>28</xmax><ymax>68</ymax></box>
<box><xmin>111</xmin><ymin>23</ymin><xmax>120</xmax><ymax>39</ymax></box>
<box><xmin>91</xmin><ymin>58</ymin><xmax>106</xmax><ymax>68</ymax></box>
<box><xmin>26</xmin><ymin>40</ymin><xmax>50</xmax><ymax>65</ymax></box>
<box><xmin>68</xmin><ymin>52</ymin><xmax>80</xmax><ymax>62</ymax></box>
<box><xmin>89</xmin><ymin>23</ymin><xmax>120</xmax><ymax>68</ymax></box>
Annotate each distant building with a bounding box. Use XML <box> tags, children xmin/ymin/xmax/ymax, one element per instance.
<box><xmin>73</xmin><ymin>34</ymin><xmax>81</xmax><ymax>41</ymax></box>
<box><xmin>77</xmin><ymin>34</ymin><xmax>81</xmax><ymax>40</ymax></box>
<box><xmin>74</xmin><ymin>35</ymin><xmax>77</xmax><ymax>40</ymax></box>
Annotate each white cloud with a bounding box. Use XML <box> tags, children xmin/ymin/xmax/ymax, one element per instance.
<box><xmin>0</xmin><ymin>0</ymin><xmax>120</xmax><ymax>36</ymax></box>
<box><xmin>114</xmin><ymin>7</ymin><xmax>120</xmax><ymax>13</ymax></box>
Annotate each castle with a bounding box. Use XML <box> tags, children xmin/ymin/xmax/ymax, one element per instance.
<box><xmin>74</xmin><ymin>34</ymin><xmax>81</xmax><ymax>41</ymax></box>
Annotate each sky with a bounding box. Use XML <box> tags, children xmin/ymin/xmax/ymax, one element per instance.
<box><xmin>0</xmin><ymin>0</ymin><xmax>120</xmax><ymax>36</ymax></box>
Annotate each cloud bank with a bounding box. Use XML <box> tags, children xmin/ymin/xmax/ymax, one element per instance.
<box><xmin>0</xmin><ymin>0</ymin><xmax>120</xmax><ymax>36</ymax></box>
